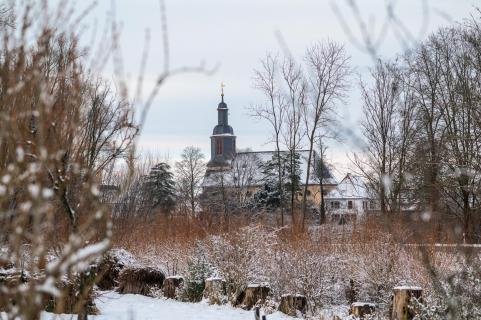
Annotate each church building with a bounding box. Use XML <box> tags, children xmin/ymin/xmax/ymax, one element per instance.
<box><xmin>201</xmin><ymin>90</ymin><xmax>340</xmax><ymax>211</ymax></box>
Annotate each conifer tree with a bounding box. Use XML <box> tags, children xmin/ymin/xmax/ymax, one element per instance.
<box><xmin>142</xmin><ymin>162</ymin><xmax>176</xmax><ymax>213</ymax></box>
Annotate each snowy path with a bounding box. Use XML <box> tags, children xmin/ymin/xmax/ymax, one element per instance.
<box><xmin>40</xmin><ymin>291</ymin><xmax>292</xmax><ymax>320</ymax></box>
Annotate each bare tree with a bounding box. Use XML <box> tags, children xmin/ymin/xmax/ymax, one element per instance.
<box><xmin>300</xmin><ymin>41</ymin><xmax>351</xmax><ymax>230</ymax></box>
<box><xmin>251</xmin><ymin>54</ymin><xmax>288</xmax><ymax>226</ymax></box>
<box><xmin>353</xmin><ymin>60</ymin><xmax>414</xmax><ymax>215</ymax></box>
<box><xmin>434</xmin><ymin>27</ymin><xmax>481</xmax><ymax>242</ymax></box>
<box><xmin>229</xmin><ymin>150</ymin><xmax>260</xmax><ymax>210</ymax></box>
<box><xmin>314</xmin><ymin>137</ymin><xmax>329</xmax><ymax>224</ymax></box>
<box><xmin>281</xmin><ymin>56</ymin><xmax>306</xmax><ymax>217</ymax></box>
<box><xmin>79</xmin><ymin>79</ymin><xmax>137</xmax><ymax>176</ymax></box>
<box><xmin>405</xmin><ymin>34</ymin><xmax>445</xmax><ymax>217</ymax></box>
<box><xmin>175</xmin><ymin>146</ymin><xmax>206</xmax><ymax>216</ymax></box>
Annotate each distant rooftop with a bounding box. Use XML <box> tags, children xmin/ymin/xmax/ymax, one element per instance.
<box><xmin>202</xmin><ymin>150</ymin><xmax>337</xmax><ymax>188</ymax></box>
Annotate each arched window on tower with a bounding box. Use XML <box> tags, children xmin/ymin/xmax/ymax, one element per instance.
<box><xmin>216</xmin><ymin>138</ymin><xmax>223</xmax><ymax>155</ymax></box>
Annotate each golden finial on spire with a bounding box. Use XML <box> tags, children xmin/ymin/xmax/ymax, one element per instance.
<box><xmin>220</xmin><ymin>82</ymin><xmax>226</xmax><ymax>102</ymax></box>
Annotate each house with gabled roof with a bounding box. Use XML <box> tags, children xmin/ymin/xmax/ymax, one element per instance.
<box><xmin>325</xmin><ymin>173</ymin><xmax>375</xmax><ymax>218</ymax></box>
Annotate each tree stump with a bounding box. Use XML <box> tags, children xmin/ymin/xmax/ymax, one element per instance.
<box><xmin>162</xmin><ymin>276</ymin><xmax>184</xmax><ymax>299</ymax></box>
<box><xmin>350</xmin><ymin>302</ymin><xmax>376</xmax><ymax>318</ymax></box>
<box><xmin>239</xmin><ymin>283</ymin><xmax>270</xmax><ymax>310</ymax></box>
<box><xmin>203</xmin><ymin>277</ymin><xmax>226</xmax><ymax>305</ymax></box>
<box><xmin>391</xmin><ymin>286</ymin><xmax>422</xmax><ymax>320</ymax></box>
<box><xmin>278</xmin><ymin>294</ymin><xmax>307</xmax><ymax>316</ymax></box>
<box><xmin>117</xmin><ymin>266</ymin><xmax>165</xmax><ymax>296</ymax></box>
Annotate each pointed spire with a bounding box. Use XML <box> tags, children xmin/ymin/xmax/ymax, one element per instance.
<box><xmin>221</xmin><ymin>82</ymin><xmax>225</xmax><ymax>102</ymax></box>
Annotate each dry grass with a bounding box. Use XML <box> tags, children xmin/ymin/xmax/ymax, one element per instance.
<box><xmin>109</xmin><ymin>211</ymin><xmax>479</xmax><ymax>316</ymax></box>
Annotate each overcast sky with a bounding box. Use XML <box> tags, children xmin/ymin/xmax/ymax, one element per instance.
<box><xmin>80</xmin><ymin>0</ymin><xmax>477</xmax><ymax>177</ymax></box>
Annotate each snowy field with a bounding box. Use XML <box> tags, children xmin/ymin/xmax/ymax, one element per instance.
<box><xmin>38</xmin><ymin>291</ymin><xmax>292</xmax><ymax>320</ymax></box>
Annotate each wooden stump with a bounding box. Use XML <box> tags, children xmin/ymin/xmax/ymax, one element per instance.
<box><xmin>350</xmin><ymin>302</ymin><xmax>376</xmax><ymax>318</ymax></box>
<box><xmin>117</xmin><ymin>266</ymin><xmax>165</xmax><ymax>296</ymax></box>
<box><xmin>95</xmin><ymin>249</ymin><xmax>135</xmax><ymax>290</ymax></box>
<box><xmin>278</xmin><ymin>294</ymin><xmax>307</xmax><ymax>316</ymax></box>
<box><xmin>391</xmin><ymin>286</ymin><xmax>422</xmax><ymax>320</ymax></box>
<box><xmin>239</xmin><ymin>283</ymin><xmax>270</xmax><ymax>310</ymax></box>
<box><xmin>203</xmin><ymin>277</ymin><xmax>226</xmax><ymax>305</ymax></box>
<box><xmin>163</xmin><ymin>276</ymin><xmax>184</xmax><ymax>299</ymax></box>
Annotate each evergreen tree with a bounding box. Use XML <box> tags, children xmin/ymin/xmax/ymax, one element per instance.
<box><xmin>142</xmin><ymin>162</ymin><xmax>176</xmax><ymax>213</ymax></box>
<box><xmin>180</xmin><ymin>244</ymin><xmax>214</xmax><ymax>302</ymax></box>
<box><xmin>253</xmin><ymin>152</ymin><xmax>301</xmax><ymax>210</ymax></box>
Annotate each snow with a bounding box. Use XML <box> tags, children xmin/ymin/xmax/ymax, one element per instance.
<box><xmin>37</xmin><ymin>291</ymin><xmax>292</xmax><ymax>320</ymax></box>
<box><xmin>205</xmin><ymin>277</ymin><xmax>224</xmax><ymax>281</ymax></box>
<box><xmin>109</xmin><ymin>248</ymin><xmax>137</xmax><ymax>266</ymax></box>
<box><xmin>351</xmin><ymin>302</ymin><xmax>376</xmax><ymax>307</ymax></box>
<box><xmin>393</xmin><ymin>286</ymin><xmax>423</xmax><ymax>291</ymax></box>
<box><xmin>281</xmin><ymin>293</ymin><xmax>305</xmax><ymax>298</ymax></box>
<box><xmin>247</xmin><ymin>283</ymin><xmax>269</xmax><ymax>288</ymax></box>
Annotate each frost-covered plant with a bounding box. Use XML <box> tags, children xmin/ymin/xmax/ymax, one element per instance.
<box><xmin>179</xmin><ymin>242</ymin><xmax>213</xmax><ymax>302</ymax></box>
<box><xmin>205</xmin><ymin>226</ymin><xmax>277</xmax><ymax>304</ymax></box>
<box><xmin>268</xmin><ymin>237</ymin><xmax>346</xmax><ymax>313</ymax></box>
<box><xmin>346</xmin><ymin>236</ymin><xmax>427</xmax><ymax>305</ymax></box>
<box><xmin>413</xmin><ymin>259</ymin><xmax>481</xmax><ymax>320</ymax></box>
<box><xmin>0</xmin><ymin>2</ymin><xmax>137</xmax><ymax>319</ymax></box>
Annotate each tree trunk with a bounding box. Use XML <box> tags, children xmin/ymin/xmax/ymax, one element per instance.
<box><xmin>301</xmin><ymin>138</ymin><xmax>315</xmax><ymax>232</ymax></box>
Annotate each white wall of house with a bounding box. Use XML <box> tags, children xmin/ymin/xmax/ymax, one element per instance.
<box><xmin>326</xmin><ymin>198</ymin><xmax>370</xmax><ymax>216</ymax></box>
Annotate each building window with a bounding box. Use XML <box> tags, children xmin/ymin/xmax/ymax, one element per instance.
<box><xmin>331</xmin><ymin>201</ymin><xmax>340</xmax><ymax>209</ymax></box>
<box><xmin>348</xmin><ymin>201</ymin><xmax>353</xmax><ymax>209</ymax></box>
<box><xmin>363</xmin><ymin>201</ymin><xmax>368</xmax><ymax>210</ymax></box>
<box><xmin>306</xmin><ymin>190</ymin><xmax>311</xmax><ymax>197</ymax></box>
<box><xmin>369</xmin><ymin>200</ymin><xmax>376</xmax><ymax>210</ymax></box>
<box><xmin>216</xmin><ymin>139</ymin><xmax>223</xmax><ymax>155</ymax></box>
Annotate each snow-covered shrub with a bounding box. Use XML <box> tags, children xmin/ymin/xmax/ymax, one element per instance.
<box><xmin>347</xmin><ymin>236</ymin><xmax>427</xmax><ymax>305</ymax></box>
<box><xmin>179</xmin><ymin>243</ymin><xmax>214</xmax><ymax>302</ymax></box>
<box><xmin>413</xmin><ymin>256</ymin><xmax>481</xmax><ymax>320</ymax></box>
<box><xmin>267</xmin><ymin>237</ymin><xmax>346</xmax><ymax>313</ymax></box>
<box><xmin>205</xmin><ymin>226</ymin><xmax>277</xmax><ymax>304</ymax></box>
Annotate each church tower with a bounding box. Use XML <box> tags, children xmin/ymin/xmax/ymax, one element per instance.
<box><xmin>207</xmin><ymin>85</ymin><xmax>236</xmax><ymax>171</ymax></box>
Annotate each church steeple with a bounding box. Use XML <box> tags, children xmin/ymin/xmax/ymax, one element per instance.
<box><xmin>207</xmin><ymin>84</ymin><xmax>237</xmax><ymax>171</ymax></box>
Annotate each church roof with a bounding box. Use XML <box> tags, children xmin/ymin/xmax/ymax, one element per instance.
<box><xmin>202</xmin><ymin>150</ymin><xmax>337</xmax><ymax>188</ymax></box>
<box><xmin>213</xmin><ymin>124</ymin><xmax>234</xmax><ymax>135</ymax></box>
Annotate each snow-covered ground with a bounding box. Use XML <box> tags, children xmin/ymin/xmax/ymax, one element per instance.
<box><xmin>39</xmin><ymin>291</ymin><xmax>292</xmax><ymax>320</ymax></box>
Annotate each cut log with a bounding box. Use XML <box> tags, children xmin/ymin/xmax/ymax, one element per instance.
<box><xmin>278</xmin><ymin>294</ymin><xmax>307</xmax><ymax>316</ymax></box>
<box><xmin>163</xmin><ymin>276</ymin><xmax>184</xmax><ymax>299</ymax></box>
<box><xmin>350</xmin><ymin>302</ymin><xmax>376</xmax><ymax>318</ymax></box>
<box><xmin>239</xmin><ymin>283</ymin><xmax>270</xmax><ymax>310</ymax></box>
<box><xmin>117</xmin><ymin>266</ymin><xmax>165</xmax><ymax>296</ymax></box>
<box><xmin>95</xmin><ymin>249</ymin><xmax>135</xmax><ymax>290</ymax></box>
<box><xmin>391</xmin><ymin>286</ymin><xmax>422</xmax><ymax>320</ymax></box>
<box><xmin>203</xmin><ymin>277</ymin><xmax>226</xmax><ymax>305</ymax></box>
